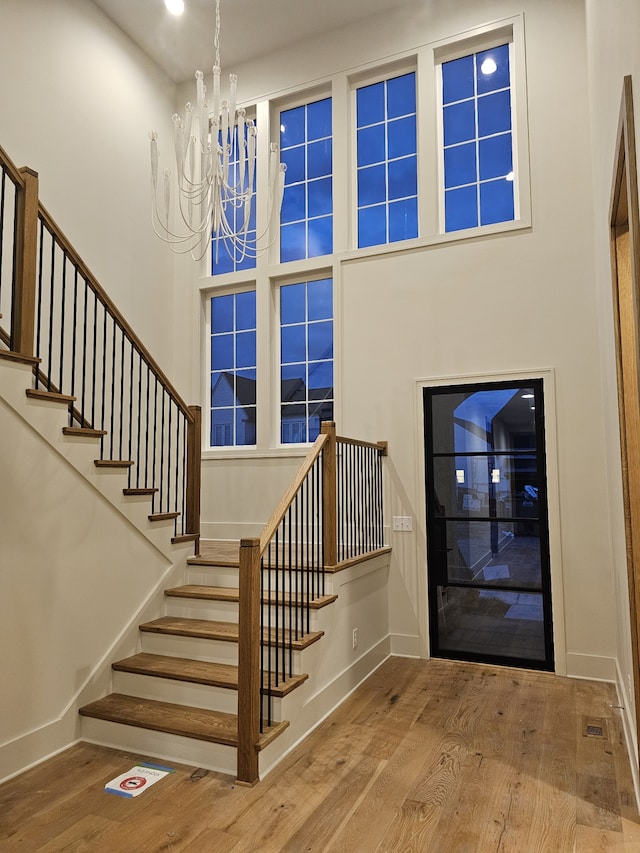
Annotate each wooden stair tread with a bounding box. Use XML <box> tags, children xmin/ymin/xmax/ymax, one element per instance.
<box><xmin>149</xmin><ymin>511</ymin><xmax>180</xmax><ymax>522</ymax></box>
<box><xmin>140</xmin><ymin>616</ymin><xmax>323</xmax><ymax>649</ymax></box>
<box><xmin>26</xmin><ymin>387</ymin><xmax>75</xmax><ymax>404</ymax></box>
<box><xmin>171</xmin><ymin>533</ymin><xmax>199</xmax><ymax>546</ymax></box>
<box><xmin>166</xmin><ymin>584</ymin><xmax>337</xmax><ymax>609</ymax></box>
<box><xmin>140</xmin><ymin>616</ymin><xmax>239</xmax><ymax>642</ymax></box>
<box><xmin>113</xmin><ymin>652</ymin><xmax>238</xmax><ymax>688</ymax></box>
<box><xmin>94</xmin><ymin>459</ymin><xmax>134</xmax><ymax>468</ymax></box>
<box><xmin>62</xmin><ymin>426</ymin><xmax>107</xmax><ymax>437</ymax></box>
<box><xmin>0</xmin><ymin>350</ymin><xmax>41</xmax><ymax>366</ymax></box>
<box><xmin>123</xmin><ymin>487</ymin><xmax>158</xmax><ymax>495</ymax></box>
<box><xmin>79</xmin><ymin>693</ymin><xmax>288</xmax><ymax>748</ymax></box>
<box><xmin>112</xmin><ymin>652</ymin><xmax>308</xmax><ymax>696</ymax></box>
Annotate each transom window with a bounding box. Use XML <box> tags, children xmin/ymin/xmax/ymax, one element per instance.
<box><xmin>356</xmin><ymin>71</ymin><xmax>418</xmax><ymax>248</ymax></box>
<box><xmin>280</xmin><ymin>278</ymin><xmax>333</xmax><ymax>443</ymax></box>
<box><xmin>441</xmin><ymin>43</ymin><xmax>514</xmax><ymax>232</ymax></box>
<box><xmin>210</xmin><ymin>290</ymin><xmax>257</xmax><ymax>446</ymax></box>
<box><xmin>279</xmin><ymin>98</ymin><xmax>333</xmax><ymax>262</ymax></box>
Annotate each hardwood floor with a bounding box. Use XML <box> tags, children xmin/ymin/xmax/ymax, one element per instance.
<box><xmin>2</xmin><ymin>657</ymin><xmax>639</xmax><ymax>852</ymax></box>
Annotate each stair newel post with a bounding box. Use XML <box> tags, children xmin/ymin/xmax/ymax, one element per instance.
<box><xmin>321</xmin><ymin>421</ymin><xmax>337</xmax><ymax>568</ymax></box>
<box><xmin>11</xmin><ymin>167</ymin><xmax>39</xmax><ymax>357</ymax></box>
<box><xmin>237</xmin><ymin>537</ymin><xmax>262</xmax><ymax>785</ymax></box>
<box><xmin>186</xmin><ymin>405</ymin><xmax>201</xmax><ymax>551</ymax></box>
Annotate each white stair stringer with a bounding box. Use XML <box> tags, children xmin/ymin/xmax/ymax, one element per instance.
<box><xmin>0</xmin><ymin>358</ymin><xmax>185</xmax><ymax>560</ymax></box>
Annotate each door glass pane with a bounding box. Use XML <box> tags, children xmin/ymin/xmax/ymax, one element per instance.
<box><xmin>433</xmin><ymin>519</ymin><xmax>542</xmax><ymax>588</ymax></box>
<box><xmin>432</xmin><ymin>454</ymin><xmax>539</xmax><ymax>519</ymax></box>
<box><xmin>435</xmin><ymin>586</ymin><xmax>546</xmax><ymax>662</ymax></box>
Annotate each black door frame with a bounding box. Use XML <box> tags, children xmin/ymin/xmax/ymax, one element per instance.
<box><xmin>423</xmin><ymin>377</ymin><xmax>555</xmax><ymax>671</ymax></box>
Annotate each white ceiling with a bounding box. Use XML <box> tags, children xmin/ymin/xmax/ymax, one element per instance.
<box><xmin>91</xmin><ymin>0</ymin><xmax>414</xmax><ymax>84</ymax></box>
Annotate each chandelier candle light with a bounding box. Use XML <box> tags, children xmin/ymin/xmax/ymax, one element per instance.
<box><xmin>150</xmin><ymin>0</ymin><xmax>285</xmax><ymax>261</ymax></box>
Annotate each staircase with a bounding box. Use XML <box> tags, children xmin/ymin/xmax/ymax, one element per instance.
<box><xmin>0</xmin><ymin>140</ymin><xmax>392</xmax><ymax>787</ymax></box>
<box><xmin>79</xmin><ymin>540</ymin><xmax>337</xmax><ymax>777</ymax></box>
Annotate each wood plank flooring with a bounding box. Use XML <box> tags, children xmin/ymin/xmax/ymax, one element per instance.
<box><xmin>2</xmin><ymin>657</ymin><xmax>639</xmax><ymax>852</ymax></box>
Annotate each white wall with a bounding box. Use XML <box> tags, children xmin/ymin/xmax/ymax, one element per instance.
<box><xmin>0</xmin><ymin>0</ymin><xmax>178</xmax><ymax>379</ymax></box>
<box><xmin>585</xmin><ymin>0</ymin><xmax>640</xmax><ymax>761</ymax></box>
<box><xmin>182</xmin><ymin>0</ymin><xmax>619</xmax><ymax>680</ymax></box>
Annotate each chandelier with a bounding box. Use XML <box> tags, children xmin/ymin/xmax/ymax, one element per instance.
<box><xmin>149</xmin><ymin>0</ymin><xmax>285</xmax><ymax>262</ymax></box>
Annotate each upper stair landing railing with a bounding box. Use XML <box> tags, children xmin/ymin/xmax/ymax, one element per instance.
<box><xmin>237</xmin><ymin>421</ymin><xmax>388</xmax><ymax>783</ymax></box>
<box><xmin>0</xmin><ymin>143</ymin><xmax>201</xmax><ymax>543</ymax></box>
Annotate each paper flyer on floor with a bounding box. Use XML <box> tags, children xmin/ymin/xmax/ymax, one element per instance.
<box><xmin>104</xmin><ymin>762</ymin><xmax>174</xmax><ymax>798</ymax></box>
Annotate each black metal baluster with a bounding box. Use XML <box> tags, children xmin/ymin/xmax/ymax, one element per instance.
<box><xmin>59</xmin><ymin>250</ymin><xmax>67</xmax><ymax>400</ymax></box>
<box><xmin>0</xmin><ymin>168</ymin><xmax>6</xmax><ymax>311</ymax></box>
<box><xmin>143</xmin><ymin>364</ymin><xmax>150</xmax><ymax>488</ymax></box>
<box><xmin>134</xmin><ymin>355</ymin><xmax>143</xmax><ymax>488</ymax></box>
<box><xmin>159</xmin><ymin>389</ymin><xmax>166</xmax><ymax>512</ymax></box>
<box><xmin>46</xmin><ymin>235</ymin><xmax>56</xmax><ymax>391</ymax></box>
<box><xmin>109</xmin><ymin>316</ymin><xmax>116</xmax><ymax>458</ymax></box>
<box><xmin>127</xmin><ymin>338</ymin><xmax>134</xmax><ymax>486</ymax></box>
<box><xmin>288</xmin><ymin>503</ymin><xmax>293</xmax><ymax>678</ymax></box>
<box><xmin>34</xmin><ymin>220</ymin><xmax>45</xmax><ymax>386</ymax></box>
<box><xmin>118</xmin><ymin>326</ymin><xmax>125</xmax><ymax>461</ymax></box>
<box><xmin>69</xmin><ymin>268</ymin><xmax>78</xmax><ymax>426</ymax></box>
<box><xmin>91</xmin><ymin>290</ymin><xmax>102</xmax><ymax>440</ymax></box>
<box><xmin>180</xmin><ymin>412</ymin><xmax>187</xmax><ymax>533</ymax></box>
<box><xmin>151</xmin><ymin>374</ymin><xmax>158</xmax><ymax>509</ymax></box>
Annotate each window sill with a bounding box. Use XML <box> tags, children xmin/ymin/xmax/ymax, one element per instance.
<box><xmin>201</xmin><ymin>446</ymin><xmax>311</xmax><ymax>462</ymax></box>
<box><xmin>339</xmin><ymin>217</ymin><xmax>532</xmax><ymax>265</ymax></box>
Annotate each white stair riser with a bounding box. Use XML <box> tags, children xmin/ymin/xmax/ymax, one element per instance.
<box><xmin>140</xmin><ymin>632</ymin><xmax>239</xmax><ymax>664</ymax></box>
<box><xmin>111</xmin><ymin>671</ymin><xmax>239</xmax><ymax>714</ymax></box>
<box><xmin>81</xmin><ymin>717</ymin><xmax>237</xmax><ymax>777</ymax></box>
<box><xmin>164</xmin><ymin>597</ymin><xmax>322</xmax><ymax>632</ymax></box>
<box><xmin>186</xmin><ymin>566</ymin><xmax>239</xmax><ymax>586</ymax></box>
<box><xmin>165</xmin><ymin>598</ymin><xmax>238</xmax><ymax>622</ymax></box>
<box><xmin>185</xmin><ymin>566</ymin><xmax>335</xmax><ymax>599</ymax></box>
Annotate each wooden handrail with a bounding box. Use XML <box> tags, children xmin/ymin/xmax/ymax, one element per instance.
<box><xmin>0</xmin><ymin>142</ymin><xmax>26</xmax><ymax>186</ymax></box>
<box><xmin>258</xmin><ymin>433</ymin><xmax>328</xmax><ymax>553</ymax></box>
<box><xmin>337</xmin><ymin>435</ymin><xmax>388</xmax><ymax>455</ymax></box>
<box><xmin>36</xmin><ymin>205</ymin><xmax>193</xmax><ymax>423</ymax></box>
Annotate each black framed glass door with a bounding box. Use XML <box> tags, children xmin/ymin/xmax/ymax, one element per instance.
<box><xmin>423</xmin><ymin>379</ymin><xmax>554</xmax><ymax>670</ymax></box>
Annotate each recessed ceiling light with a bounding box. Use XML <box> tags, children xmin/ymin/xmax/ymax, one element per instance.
<box><xmin>165</xmin><ymin>0</ymin><xmax>184</xmax><ymax>15</ymax></box>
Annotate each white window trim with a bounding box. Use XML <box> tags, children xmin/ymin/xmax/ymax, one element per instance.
<box><xmin>432</xmin><ymin>15</ymin><xmax>530</xmax><ymax>238</ymax></box>
<box><xmin>349</xmin><ymin>57</ymin><xmax>419</xmax><ymax>253</ymax></box>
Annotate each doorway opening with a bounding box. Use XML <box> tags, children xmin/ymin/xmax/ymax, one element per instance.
<box><xmin>423</xmin><ymin>379</ymin><xmax>554</xmax><ymax>670</ymax></box>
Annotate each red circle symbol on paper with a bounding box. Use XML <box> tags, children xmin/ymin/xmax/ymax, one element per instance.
<box><xmin>120</xmin><ymin>776</ymin><xmax>147</xmax><ymax>791</ymax></box>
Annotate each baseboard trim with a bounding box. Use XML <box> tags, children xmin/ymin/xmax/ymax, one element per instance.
<box><xmin>390</xmin><ymin>633</ymin><xmax>421</xmax><ymax>658</ymax></box>
<box><xmin>615</xmin><ymin>658</ymin><xmax>640</xmax><ymax>811</ymax></box>
<box><xmin>565</xmin><ymin>652</ymin><xmax>617</xmax><ymax>682</ymax></box>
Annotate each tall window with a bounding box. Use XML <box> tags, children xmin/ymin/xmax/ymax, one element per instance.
<box><xmin>210</xmin><ymin>290</ymin><xmax>257</xmax><ymax>446</ymax></box>
<box><xmin>212</xmin><ymin>124</ymin><xmax>257</xmax><ymax>275</ymax></box>
<box><xmin>279</xmin><ymin>98</ymin><xmax>333</xmax><ymax>262</ymax></box>
<box><xmin>280</xmin><ymin>278</ymin><xmax>333</xmax><ymax>443</ymax></box>
<box><xmin>441</xmin><ymin>43</ymin><xmax>515</xmax><ymax>232</ymax></box>
<box><xmin>356</xmin><ymin>71</ymin><xmax>418</xmax><ymax>248</ymax></box>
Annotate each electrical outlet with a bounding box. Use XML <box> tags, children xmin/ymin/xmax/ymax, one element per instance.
<box><xmin>352</xmin><ymin>627</ymin><xmax>358</xmax><ymax>649</ymax></box>
<box><xmin>392</xmin><ymin>516</ymin><xmax>413</xmax><ymax>532</ymax></box>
